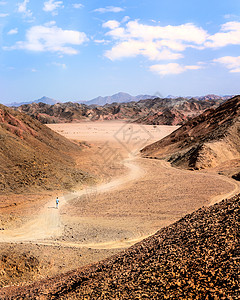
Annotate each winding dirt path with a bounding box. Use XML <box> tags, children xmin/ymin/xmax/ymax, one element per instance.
<box><xmin>209</xmin><ymin>174</ymin><xmax>240</xmax><ymax>205</ymax></box>
<box><xmin>1</xmin><ymin>155</ymin><xmax>238</xmax><ymax>250</ymax></box>
<box><xmin>0</xmin><ymin>156</ymin><xmax>143</xmax><ymax>244</ymax></box>
<box><xmin>158</xmin><ymin>160</ymin><xmax>240</xmax><ymax>207</ymax></box>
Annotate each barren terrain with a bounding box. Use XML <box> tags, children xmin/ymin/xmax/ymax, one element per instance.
<box><xmin>0</xmin><ymin>120</ymin><xmax>239</xmax><ymax>288</ymax></box>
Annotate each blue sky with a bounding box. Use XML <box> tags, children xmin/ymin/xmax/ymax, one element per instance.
<box><xmin>0</xmin><ymin>0</ymin><xmax>240</xmax><ymax>103</ymax></box>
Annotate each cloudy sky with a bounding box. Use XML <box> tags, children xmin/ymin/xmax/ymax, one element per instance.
<box><xmin>1</xmin><ymin>0</ymin><xmax>240</xmax><ymax>103</ymax></box>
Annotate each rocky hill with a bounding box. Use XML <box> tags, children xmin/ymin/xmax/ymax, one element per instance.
<box><xmin>141</xmin><ymin>96</ymin><xmax>240</xmax><ymax>172</ymax></box>
<box><xmin>0</xmin><ymin>104</ymin><xmax>88</xmax><ymax>193</ymax></box>
<box><xmin>133</xmin><ymin>108</ymin><xmax>188</xmax><ymax>125</ymax></box>
<box><xmin>1</xmin><ymin>193</ymin><xmax>239</xmax><ymax>299</ymax></box>
<box><xmin>15</xmin><ymin>96</ymin><xmax>228</xmax><ymax>125</ymax></box>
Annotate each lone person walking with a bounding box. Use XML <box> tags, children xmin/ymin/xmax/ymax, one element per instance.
<box><xmin>56</xmin><ymin>197</ymin><xmax>59</xmax><ymax>209</ymax></box>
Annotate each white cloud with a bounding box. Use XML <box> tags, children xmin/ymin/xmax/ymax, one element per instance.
<box><xmin>7</xmin><ymin>28</ymin><xmax>18</xmax><ymax>35</ymax></box>
<box><xmin>104</xmin><ymin>20</ymin><xmax>208</xmax><ymax>61</ymax></box>
<box><xmin>73</xmin><ymin>3</ymin><xmax>83</xmax><ymax>9</ymax></box>
<box><xmin>94</xmin><ymin>39</ymin><xmax>110</xmax><ymax>45</ymax></box>
<box><xmin>94</xmin><ymin>6</ymin><xmax>124</xmax><ymax>13</ymax></box>
<box><xmin>105</xmin><ymin>40</ymin><xmax>183</xmax><ymax>61</ymax></box>
<box><xmin>214</xmin><ymin>56</ymin><xmax>240</xmax><ymax>73</ymax></box>
<box><xmin>106</xmin><ymin>21</ymin><xmax>207</xmax><ymax>44</ymax></box>
<box><xmin>122</xmin><ymin>16</ymin><xmax>130</xmax><ymax>23</ymax></box>
<box><xmin>103</xmin><ymin>20</ymin><xmax>120</xmax><ymax>30</ymax></box>
<box><xmin>17</xmin><ymin>0</ymin><xmax>32</xmax><ymax>17</ymax></box>
<box><xmin>150</xmin><ymin>63</ymin><xmax>202</xmax><ymax>75</ymax></box>
<box><xmin>43</xmin><ymin>0</ymin><xmax>63</xmax><ymax>15</ymax></box>
<box><xmin>6</xmin><ymin>24</ymin><xmax>88</xmax><ymax>55</ymax></box>
<box><xmin>0</xmin><ymin>13</ymin><xmax>8</xmax><ymax>17</ymax></box>
<box><xmin>206</xmin><ymin>21</ymin><xmax>240</xmax><ymax>48</ymax></box>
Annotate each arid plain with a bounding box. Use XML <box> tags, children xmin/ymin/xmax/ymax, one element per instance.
<box><xmin>0</xmin><ymin>120</ymin><xmax>238</xmax><ymax>287</ymax></box>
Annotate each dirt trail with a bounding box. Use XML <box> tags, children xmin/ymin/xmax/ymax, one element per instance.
<box><xmin>2</xmin><ymin>156</ymin><xmax>238</xmax><ymax>250</ymax></box>
<box><xmin>158</xmin><ymin>159</ymin><xmax>240</xmax><ymax>207</ymax></box>
<box><xmin>209</xmin><ymin>175</ymin><xmax>240</xmax><ymax>205</ymax></box>
<box><xmin>0</xmin><ymin>156</ymin><xmax>143</xmax><ymax>244</ymax></box>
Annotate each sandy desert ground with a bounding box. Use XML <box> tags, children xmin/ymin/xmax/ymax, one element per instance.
<box><xmin>0</xmin><ymin>120</ymin><xmax>239</xmax><ymax>287</ymax></box>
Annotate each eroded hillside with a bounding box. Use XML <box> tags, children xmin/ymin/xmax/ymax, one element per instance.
<box><xmin>0</xmin><ymin>104</ymin><xmax>89</xmax><ymax>193</ymax></box>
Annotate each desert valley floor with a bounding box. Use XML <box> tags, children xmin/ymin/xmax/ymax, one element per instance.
<box><xmin>0</xmin><ymin>121</ymin><xmax>239</xmax><ymax>287</ymax></box>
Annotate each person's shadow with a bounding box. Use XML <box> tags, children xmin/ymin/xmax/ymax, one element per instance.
<box><xmin>48</xmin><ymin>206</ymin><xmax>57</xmax><ymax>209</ymax></box>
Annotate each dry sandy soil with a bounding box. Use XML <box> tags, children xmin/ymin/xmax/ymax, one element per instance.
<box><xmin>0</xmin><ymin>120</ymin><xmax>239</xmax><ymax>287</ymax></box>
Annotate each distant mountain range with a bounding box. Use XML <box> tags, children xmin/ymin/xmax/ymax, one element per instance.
<box><xmin>81</xmin><ymin>92</ymin><xmax>156</xmax><ymax>106</ymax></box>
<box><xmin>7</xmin><ymin>93</ymin><xmax>155</xmax><ymax>107</ymax></box>
<box><xmin>8</xmin><ymin>96</ymin><xmax>59</xmax><ymax>107</ymax></box>
<box><xmin>5</xmin><ymin>93</ymin><xmax>233</xmax><ymax>107</ymax></box>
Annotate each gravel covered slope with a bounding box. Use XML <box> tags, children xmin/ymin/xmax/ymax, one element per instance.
<box><xmin>1</xmin><ymin>194</ymin><xmax>239</xmax><ymax>299</ymax></box>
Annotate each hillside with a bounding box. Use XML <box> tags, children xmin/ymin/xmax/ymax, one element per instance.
<box><xmin>15</xmin><ymin>96</ymin><xmax>227</xmax><ymax>125</ymax></box>
<box><xmin>0</xmin><ymin>104</ymin><xmax>88</xmax><ymax>193</ymax></box>
<box><xmin>141</xmin><ymin>96</ymin><xmax>240</xmax><ymax>172</ymax></box>
<box><xmin>1</xmin><ymin>193</ymin><xmax>239</xmax><ymax>299</ymax></box>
